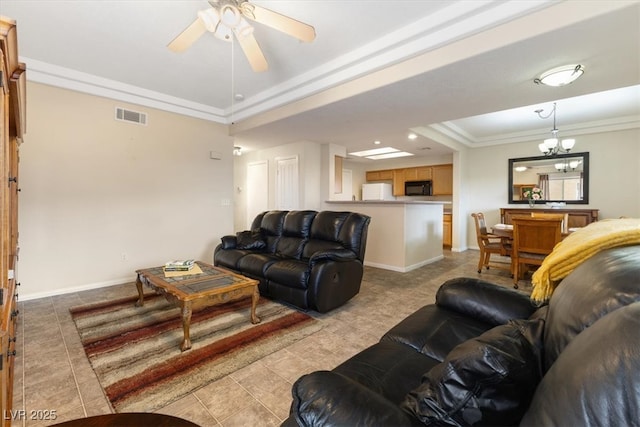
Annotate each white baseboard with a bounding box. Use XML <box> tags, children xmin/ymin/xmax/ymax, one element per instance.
<box><xmin>364</xmin><ymin>255</ymin><xmax>444</xmax><ymax>273</ymax></box>
<box><xmin>20</xmin><ymin>277</ymin><xmax>133</xmax><ymax>301</ymax></box>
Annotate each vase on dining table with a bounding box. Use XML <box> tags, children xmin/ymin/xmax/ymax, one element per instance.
<box><xmin>528</xmin><ymin>198</ymin><xmax>535</xmax><ymax>208</ymax></box>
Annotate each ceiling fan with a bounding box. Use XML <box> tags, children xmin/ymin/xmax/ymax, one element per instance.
<box><xmin>168</xmin><ymin>0</ymin><xmax>316</xmax><ymax>72</ymax></box>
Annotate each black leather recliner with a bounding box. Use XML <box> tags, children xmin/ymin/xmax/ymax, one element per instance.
<box><xmin>214</xmin><ymin>210</ymin><xmax>371</xmax><ymax>313</ymax></box>
<box><xmin>284</xmin><ymin>245</ymin><xmax>640</xmax><ymax>426</ymax></box>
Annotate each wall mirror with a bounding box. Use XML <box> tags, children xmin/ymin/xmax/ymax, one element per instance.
<box><xmin>508</xmin><ymin>152</ymin><xmax>589</xmax><ymax>204</ymax></box>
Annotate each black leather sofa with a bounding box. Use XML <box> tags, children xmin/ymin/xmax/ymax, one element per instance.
<box><xmin>214</xmin><ymin>210</ymin><xmax>370</xmax><ymax>313</ymax></box>
<box><xmin>284</xmin><ymin>244</ymin><xmax>640</xmax><ymax>426</ymax></box>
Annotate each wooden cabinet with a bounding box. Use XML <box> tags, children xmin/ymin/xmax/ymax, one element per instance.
<box><xmin>366</xmin><ymin>169</ymin><xmax>393</xmax><ymax>181</ymax></box>
<box><xmin>1</xmin><ymin>17</ymin><xmax>25</xmax><ymax>427</ymax></box>
<box><xmin>443</xmin><ymin>213</ymin><xmax>452</xmax><ymax>248</ymax></box>
<box><xmin>404</xmin><ymin>166</ymin><xmax>432</xmax><ymax>181</ymax></box>
<box><xmin>416</xmin><ymin>166</ymin><xmax>432</xmax><ymax>181</ymax></box>
<box><xmin>366</xmin><ymin>164</ymin><xmax>452</xmax><ymax>197</ymax></box>
<box><xmin>392</xmin><ymin>169</ymin><xmax>405</xmax><ymax>196</ymax></box>
<box><xmin>432</xmin><ymin>164</ymin><xmax>453</xmax><ymax>195</ymax></box>
<box><xmin>500</xmin><ymin>208</ymin><xmax>599</xmax><ymax>229</ymax></box>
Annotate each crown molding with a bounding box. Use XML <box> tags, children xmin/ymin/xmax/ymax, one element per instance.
<box><xmin>21</xmin><ymin>1</ymin><xmax>555</xmax><ymax>126</ymax></box>
<box><xmin>24</xmin><ymin>58</ymin><xmax>227</xmax><ymax>123</ymax></box>
<box><xmin>433</xmin><ymin>114</ymin><xmax>640</xmax><ymax>148</ymax></box>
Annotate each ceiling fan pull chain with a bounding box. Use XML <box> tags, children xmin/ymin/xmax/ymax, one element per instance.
<box><xmin>231</xmin><ymin>36</ymin><xmax>235</xmax><ymax>123</ymax></box>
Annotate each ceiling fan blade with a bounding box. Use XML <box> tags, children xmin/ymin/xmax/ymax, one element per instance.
<box><xmin>240</xmin><ymin>2</ymin><xmax>315</xmax><ymax>42</ymax></box>
<box><xmin>168</xmin><ymin>17</ymin><xmax>207</xmax><ymax>52</ymax></box>
<box><xmin>235</xmin><ymin>31</ymin><xmax>268</xmax><ymax>72</ymax></box>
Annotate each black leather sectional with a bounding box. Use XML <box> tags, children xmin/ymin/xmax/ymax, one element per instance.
<box><xmin>214</xmin><ymin>210</ymin><xmax>371</xmax><ymax>313</ymax></box>
<box><xmin>284</xmin><ymin>245</ymin><xmax>640</xmax><ymax>426</ymax></box>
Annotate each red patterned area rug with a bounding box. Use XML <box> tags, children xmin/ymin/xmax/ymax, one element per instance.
<box><xmin>70</xmin><ymin>293</ymin><xmax>321</xmax><ymax>413</ymax></box>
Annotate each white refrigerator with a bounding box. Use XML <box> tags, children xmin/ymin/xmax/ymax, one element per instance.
<box><xmin>362</xmin><ymin>183</ymin><xmax>395</xmax><ymax>201</ymax></box>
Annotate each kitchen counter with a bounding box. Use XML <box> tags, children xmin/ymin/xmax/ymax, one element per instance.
<box><xmin>326</xmin><ymin>200</ymin><xmax>451</xmax><ymax>205</ymax></box>
<box><xmin>324</xmin><ymin>200</ymin><xmax>447</xmax><ymax>272</ymax></box>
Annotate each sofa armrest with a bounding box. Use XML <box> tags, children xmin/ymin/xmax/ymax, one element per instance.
<box><xmin>436</xmin><ymin>277</ymin><xmax>539</xmax><ymax>326</ymax></box>
<box><xmin>289</xmin><ymin>371</ymin><xmax>418</xmax><ymax>427</ymax></box>
<box><xmin>309</xmin><ymin>249</ymin><xmax>357</xmax><ymax>267</ymax></box>
<box><xmin>220</xmin><ymin>235</ymin><xmax>237</xmax><ymax>250</ymax></box>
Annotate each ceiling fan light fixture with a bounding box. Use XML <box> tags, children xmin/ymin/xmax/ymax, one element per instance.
<box><xmin>220</xmin><ymin>4</ymin><xmax>242</xmax><ymax>28</ymax></box>
<box><xmin>534</xmin><ymin>64</ymin><xmax>585</xmax><ymax>87</ymax></box>
<box><xmin>235</xmin><ymin>17</ymin><xmax>254</xmax><ymax>38</ymax></box>
<box><xmin>214</xmin><ymin>23</ymin><xmax>233</xmax><ymax>41</ymax></box>
<box><xmin>197</xmin><ymin>8</ymin><xmax>220</xmax><ymax>32</ymax></box>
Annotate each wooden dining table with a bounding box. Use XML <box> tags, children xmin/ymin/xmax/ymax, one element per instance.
<box><xmin>491</xmin><ymin>223</ymin><xmax>514</xmax><ymax>239</ymax></box>
<box><xmin>492</xmin><ymin>223</ymin><xmax>573</xmax><ymax>239</ymax></box>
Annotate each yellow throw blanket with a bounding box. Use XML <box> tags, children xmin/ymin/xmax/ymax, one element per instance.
<box><xmin>531</xmin><ymin>218</ymin><xmax>640</xmax><ymax>303</ymax></box>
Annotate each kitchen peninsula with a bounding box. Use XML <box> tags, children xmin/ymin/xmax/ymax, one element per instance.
<box><xmin>324</xmin><ymin>200</ymin><xmax>450</xmax><ymax>272</ymax></box>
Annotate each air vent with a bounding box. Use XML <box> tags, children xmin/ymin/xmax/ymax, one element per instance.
<box><xmin>115</xmin><ymin>107</ymin><xmax>147</xmax><ymax>125</ymax></box>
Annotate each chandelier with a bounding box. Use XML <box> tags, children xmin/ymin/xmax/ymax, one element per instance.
<box><xmin>554</xmin><ymin>159</ymin><xmax>581</xmax><ymax>173</ymax></box>
<box><xmin>535</xmin><ymin>102</ymin><xmax>576</xmax><ymax>156</ymax></box>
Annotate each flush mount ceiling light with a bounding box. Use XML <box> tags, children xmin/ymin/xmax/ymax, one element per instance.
<box><xmin>534</xmin><ymin>64</ymin><xmax>584</xmax><ymax>87</ymax></box>
<box><xmin>514</xmin><ymin>166</ymin><xmax>527</xmax><ymax>172</ymax></box>
<box><xmin>349</xmin><ymin>146</ymin><xmax>413</xmax><ymax>160</ymax></box>
<box><xmin>407</xmin><ymin>132</ymin><xmax>418</xmax><ymax>140</ymax></box>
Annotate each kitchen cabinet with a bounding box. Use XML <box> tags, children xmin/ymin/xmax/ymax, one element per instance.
<box><xmin>366</xmin><ymin>169</ymin><xmax>393</xmax><ymax>181</ymax></box>
<box><xmin>366</xmin><ymin>163</ymin><xmax>452</xmax><ymax>197</ymax></box>
<box><xmin>404</xmin><ymin>166</ymin><xmax>432</xmax><ymax>181</ymax></box>
<box><xmin>443</xmin><ymin>213</ymin><xmax>452</xmax><ymax>248</ymax></box>
<box><xmin>392</xmin><ymin>169</ymin><xmax>405</xmax><ymax>196</ymax></box>
<box><xmin>432</xmin><ymin>164</ymin><xmax>453</xmax><ymax>195</ymax></box>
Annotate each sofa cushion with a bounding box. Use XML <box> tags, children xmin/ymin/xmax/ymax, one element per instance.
<box><xmin>543</xmin><ymin>246</ymin><xmax>640</xmax><ymax>370</ymax></box>
<box><xmin>303</xmin><ymin>239</ymin><xmax>345</xmax><ymax>259</ymax></box>
<box><xmin>382</xmin><ymin>305</ymin><xmax>494</xmax><ymax>363</ymax></box>
<box><xmin>274</xmin><ymin>211</ymin><xmax>318</xmax><ymax>259</ymax></box>
<box><xmin>309</xmin><ymin>211</ymin><xmax>349</xmax><ymax>241</ymax></box>
<box><xmin>290</xmin><ymin>371</ymin><xmax>417</xmax><ymax>427</ymax></box>
<box><xmin>214</xmin><ymin>249</ymin><xmax>251</xmax><ymax>270</ymax></box>
<box><xmin>258</xmin><ymin>211</ymin><xmax>288</xmax><ymax>253</ymax></box>
<box><xmin>265</xmin><ymin>259</ymin><xmax>310</xmax><ymax>289</ymax></box>
<box><xmin>236</xmin><ymin>253</ymin><xmax>280</xmax><ymax>277</ymax></box>
<box><xmin>334</xmin><ymin>340</ymin><xmax>440</xmax><ymax>405</ymax></box>
<box><xmin>521</xmin><ymin>302</ymin><xmax>640</xmax><ymax>427</ymax></box>
<box><xmin>436</xmin><ymin>277</ymin><xmax>538</xmax><ymax>327</ymax></box>
<box><xmin>283</xmin><ymin>210</ymin><xmax>317</xmax><ymax>238</ymax></box>
<box><xmin>236</xmin><ymin>230</ymin><xmax>266</xmax><ymax>250</ymax></box>
<box><xmin>402</xmin><ymin>318</ymin><xmax>544</xmax><ymax>426</ymax></box>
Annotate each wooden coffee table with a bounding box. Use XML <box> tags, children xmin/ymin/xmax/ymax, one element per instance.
<box><xmin>134</xmin><ymin>261</ymin><xmax>260</xmax><ymax>351</ymax></box>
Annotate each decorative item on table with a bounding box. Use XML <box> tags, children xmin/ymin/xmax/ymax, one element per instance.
<box><xmin>545</xmin><ymin>202</ymin><xmax>567</xmax><ymax>209</ymax></box>
<box><xmin>164</xmin><ymin>259</ymin><xmax>195</xmax><ymax>271</ymax></box>
<box><xmin>523</xmin><ymin>187</ymin><xmax>542</xmax><ymax>207</ymax></box>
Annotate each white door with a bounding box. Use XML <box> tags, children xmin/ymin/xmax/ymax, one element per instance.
<box><xmin>246</xmin><ymin>161</ymin><xmax>268</xmax><ymax>228</ymax></box>
<box><xmin>276</xmin><ymin>156</ymin><xmax>299</xmax><ymax>210</ymax></box>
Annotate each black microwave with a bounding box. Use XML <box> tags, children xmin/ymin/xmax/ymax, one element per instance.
<box><xmin>405</xmin><ymin>180</ymin><xmax>432</xmax><ymax>196</ymax></box>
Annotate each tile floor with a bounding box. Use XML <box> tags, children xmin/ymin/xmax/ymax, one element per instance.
<box><xmin>11</xmin><ymin>250</ymin><xmax>524</xmax><ymax>426</ymax></box>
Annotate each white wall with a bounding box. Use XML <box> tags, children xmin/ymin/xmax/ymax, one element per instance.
<box><xmin>19</xmin><ymin>83</ymin><xmax>235</xmax><ymax>299</ymax></box>
<box><xmin>232</xmin><ymin>131</ymin><xmax>640</xmax><ymax>254</ymax></box>
<box><xmin>461</xmin><ymin>128</ymin><xmax>640</xmax><ymax>249</ymax></box>
<box><xmin>232</xmin><ymin>140</ymin><xmax>323</xmax><ymax>231</ymax></box>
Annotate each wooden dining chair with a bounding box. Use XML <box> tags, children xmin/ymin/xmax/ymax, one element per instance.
<box><xmin>511</xmin><ymin>217</ymin><xmax>563</xmax><ymax>288</ymax></box>
<box><xmin>471</xmin><ymin>213</ymin><xmax>511</xmax><ymax>274</ymax></box>
<box><xmin>530</xmin><ymin>212</ymin><xmax>569</xmax><ymax>234</ymax></box>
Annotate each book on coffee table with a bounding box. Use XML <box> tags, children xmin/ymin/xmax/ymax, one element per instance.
<box><xmin>164</xmin><ymin>259</ymin><xmax>195</xmax><ymax>271</ymax></box>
